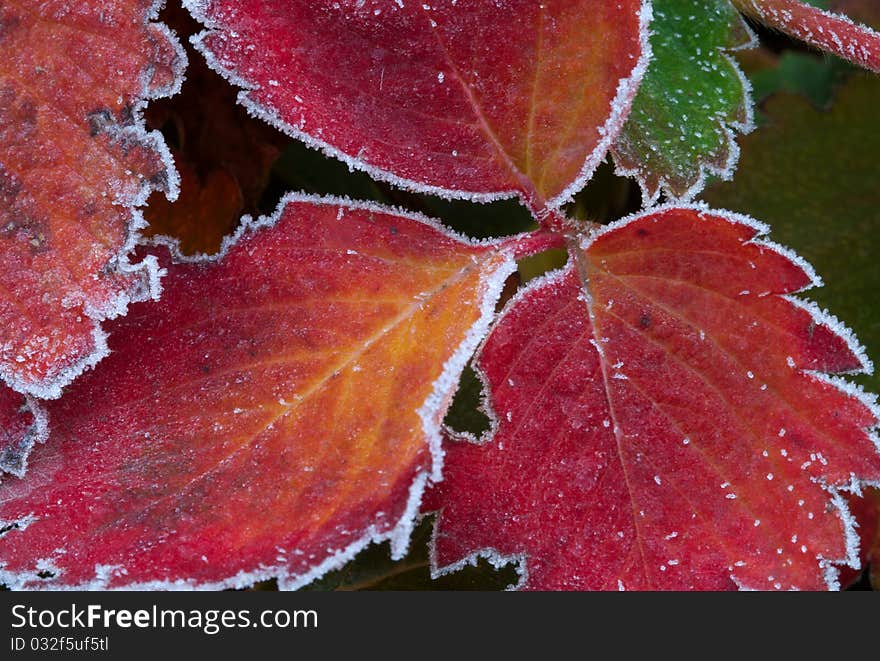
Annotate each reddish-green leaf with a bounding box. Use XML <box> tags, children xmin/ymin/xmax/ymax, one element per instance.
<box><xmin>183</xmin><ymin>0</ymin><xmax>650</xmax><ymax>218</ymax></box>
<box><xmin>732</xmin><ymin>0</ymin><xmax>880</xmax><ymax>72</ymax></box>
<box><xmin>0</xmin><ymin>1</ymin><xmax>184</xmax><ymax>397</ymax></box>
<box><xmin>0</xmin><ymin>387</ymin><xmax>45</xmax><ymax>479</ymax></box>
<box><xmin>428</xmin><ymin>206</ymin><xmax>880</xmax><ymax>590</ymax></box>
<box><xmin>0</xmin><ymin>196</ymin><xmax>516</xmax><ymax>589</ymax></box>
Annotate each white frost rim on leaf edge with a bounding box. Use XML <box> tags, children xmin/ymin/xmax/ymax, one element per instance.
<box><xmin>181</xmin><ymin>0</ymin><xmax>653</xmax><ymax>210</ymax></box>
<box><xmin>430</xmin><ymin>201</ymin><xmax>879</xmax><ymax>591</ymax></box>
<box><xmin>0</xmin><ymin>0</ymin><xmax>187</xmax><ymax>401</ymax></box>
<box><xmin>0</xmin><ymin>397</ymin><xmax>49</xmax><ymax>482</ymax></box>
<box><xmin>0</xmin><ymin>192</ymin><xmax>520</xmax><ymax>590</ymax></box>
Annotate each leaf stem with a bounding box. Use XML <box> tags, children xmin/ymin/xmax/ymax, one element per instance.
<box><xmin>498</xmin><ymin>230</ymin><xmax>566</xmax><ymax>259</ymax></box>
<box><xmin>334</xmin><ymin>560</ymin><xmax>430</xmax><ymax>591</ymax></box>
<box><xmin>732</xmin><ymin>0</ymin><xmax>880</xmax><ymax>72</ymax></box>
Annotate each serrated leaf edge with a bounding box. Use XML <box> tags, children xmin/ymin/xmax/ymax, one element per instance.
<box><xmin>0</xmin><ymin>397</ymin><xmax>48</xmax><ymax>481</ymax></box>
<box><xmin>1</xmin><ymin>1</ymin><xmax>187</xmax><ymax>401</ymax></box>
<box><xmin>611</xmin><ymin>12</ymin><xmax>758</xmax><ymax>207</ymax></box>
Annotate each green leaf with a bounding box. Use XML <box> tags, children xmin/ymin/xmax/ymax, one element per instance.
<box><xmin>704</xmin><ymin>76</ymin><xmax>880</xmax><ymax>392</ymax></box>
<box><xmin>613</xmin><ymin>0</ymin><xmax>755</xmax><ymax>202</ymax></box>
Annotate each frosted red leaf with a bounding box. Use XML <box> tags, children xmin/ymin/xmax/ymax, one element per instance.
<box><xmin>0</xmin><ymin>387</ymin><xmax>46</xmax><ymax>479</ymax></box>
<box><xmin>429</xmin><ymin>206</ymin><xmax>880</xmax><ymax>591</ymax></box>
<box><xmin>0</xmin><ymin>196</ymin><xmax>516</xmax><ymax>589</ymax></box>
<box><xmin>183</xmin><ymin>0</ymin><xmax>650</xmax><ymax>217</ymax></box>
<box><xmin>0</xmin><ymin>0</ymin><xmax>184</xmax><ymax>397</ymax></box>
<box><xmin>732</xmin><ymin>0</ymin><xmax>880</xmax><ymax>72</ymax></box>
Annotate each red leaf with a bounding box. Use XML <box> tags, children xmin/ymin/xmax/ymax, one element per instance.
<box><xmin>732</xmin><ymin>0</ymin><xmax>880</xmax><ymax>72</ymax></box>
<box><xmin>183</xmin><ymin>0</ymin><xmax>650</xmax><ymax>217</ymax></box>
<box><xmin>0</xmin><ymin>196</ymin><xmax>516</xmax><ymax>589</ymax></box>
<box><xmin>0</xmin><ymin>387</ymin><xmax>46</xmax><ymax>479</ymax></box>
<box><xmin>0</xmin><ymin>1</ymin><xmax>184</xmax><ymax>397</ymax></box>
<box><xmin>428</xmin><ymin>206</ymin><xmax>880</xmax><ymax>591</ymax></box>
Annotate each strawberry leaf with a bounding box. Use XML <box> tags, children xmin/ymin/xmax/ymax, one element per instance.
<box><xmin>0</xmin><ymin>388</ymin><xmax>46</xmax><ymax>479</ymax></box>
<box><xmin>0</xmin><ymin>0</ymin><xmax>184</xmax><ymax>397</ymax></box>
<box><xmin>182</xmin><ymin>0</ymin><xmax>650</xmax><ymax>219</ymax></box>
<box><xmin>0</xmin><ymin>196</ymin><xmax>516</xmax><ymax>589</ymax></box>
<box><xmin>428</xmin><ymin>206</ymin><xmax>880</xmax><ymax>590</ymax></box>
<box><xmin>613</xmin><ymin>0</ymin><xmax>755</xmax><ymax>203</ymax></box>
<box><xmin>703</xmin><ymin>77</ymin><xmax>880</xmax><ymax>591</ymax></box>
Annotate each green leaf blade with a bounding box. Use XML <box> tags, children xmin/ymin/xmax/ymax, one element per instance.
<box><xmin>613</xmin><ymin>0</ymin><xmax>755</xmax><ymax>203</ymax></box>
